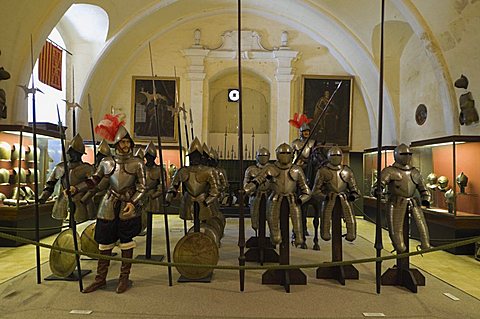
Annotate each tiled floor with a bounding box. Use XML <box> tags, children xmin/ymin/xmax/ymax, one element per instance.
<box><xmin>1</xmin><ymin>216</ymin><xmax>479</xmax><ymax>300</ymax></box>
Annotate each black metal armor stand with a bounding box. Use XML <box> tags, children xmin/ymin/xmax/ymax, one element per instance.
<box><xmin>381</xmin><ymin>210</ymin><xmax>425</xmax><ymax>293</ymax></box>
<box><xmin>262</xmin><ymin>198</ymin><xmax>307</xmax><ymax>293</ymax></box>
<box><xmin>316</xmin><ymin>197</ymin><xmax>358</xmax><ymax>285</ymax></box>
<box><xmin>178</xmin><ymin>202</ymin><xmax>213</xmax><ymax>283</ymax></box>
<box><xmin>136</xmin><ymin>211</ymin><xmax>165</xmax><ymax>261</ymax></box>
<box><xmin>312</xmin><ymin>209</ymin><xmax>320</xmax><ymax>251</ymax></box>
<box><xmin>245</xmin><ymin>195</ymin><xmax>279</xmax><ymax>264</ymax></box>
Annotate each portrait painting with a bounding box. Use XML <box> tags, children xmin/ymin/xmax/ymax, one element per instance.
<box><xmin>301</xmin><ymin>75</ymin><xmax>353</xmax><ymax>148</ymax></box>
<box><xmin>131</xmin><ymin>76</ymin><xmax>178</xmax><ymax>143</ymax></box>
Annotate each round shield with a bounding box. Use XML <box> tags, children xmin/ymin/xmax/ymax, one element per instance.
<box><xmin>80</xmin><ymin>223</ymin><xmax>99</xmax><ymax>255</ymax></box>
<box><xmin>205</xmin><ymin>216</ymin><xmax>224</xmax><ymax>237</ymax></box>
<box><xmin>49</xmin><ymin>229</ymin><xmax>81</xmax><ymax>278</ymax></box>
<box><xmin>188</xmin><ymin>223</ymin><xmax>220</xmax><ymax>247</ymax></box>
<box><xmin>173</xmin><ymin>232</ymin><xmax>219</xmax><ymax>280</ymax></box>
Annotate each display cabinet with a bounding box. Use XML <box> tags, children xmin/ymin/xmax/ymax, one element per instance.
<box><xmin>410</xmin><ymin>135</ymin><xmax>480</xmax><ymax>254</ymax></box>
<box><xmin>362</xmin><ymin>146</ymin><xmax>395</xmax><ymax>226</ymax></box>
<box><xmin>0</xmin><ymin>124</ymin><xmax>64</xmax><ymax>246</ymax></box>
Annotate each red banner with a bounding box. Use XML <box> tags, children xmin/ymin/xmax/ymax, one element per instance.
<box><xmin>38</xmin><ymin>41</ymin><xmax>62</xmax><ymax>90</ymax></box>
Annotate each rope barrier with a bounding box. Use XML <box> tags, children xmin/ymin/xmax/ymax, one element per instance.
<box><xmin>1</xmin><ymin>230</ymin><xmax>478</xmax><ymax>271</ymax></box>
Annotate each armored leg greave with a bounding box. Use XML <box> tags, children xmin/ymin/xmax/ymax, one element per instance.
<box><xmin>387</xmin><ymin>198</ymin><xmax>408</xmax><ymax>253</ymax></box>
<box><xmin>250</xmin><ymin>196</ymin><xmax>260</xmax><ymax>231</ymax></box>
<box><xmin>267</xmin><ymin>197</ymin><xmax>281</xmax><ymax>245</ymax></box>
<box><xmin>289</xmin><ymin>199</ymin><xmax>304</xmax><ymax>246</ymax></box>
<box><xmin>116</xmin><ymin>248</ymin><xmax>133</xmax><ymax>293</ymax></box>
<box><xmin>411</xmin><ymin>204</ymin><xmax>431</xmax><ymax>250</ymax></box>
<box><xmin>82</xmin><ymin>249</ymin><xmax>112</xmax><ymax>293</ymax></box>
<box><xmin>320</xmin><ymin>195</ymin><xmax>336</xmax><ymax>241</ymax></box>
<box><xmin>339</xmin><ymin>194</ymin><xmax>356</xmax><ymax>242</ymax></box>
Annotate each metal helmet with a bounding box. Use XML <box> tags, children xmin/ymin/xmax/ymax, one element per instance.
<box><xmin>210</xmin><ymin>147</ymin><xmax>219</xmax><ymax>161</ymax></box>
<box><xmin>394</xmin><ymin>143</ymin><xmax>412</xmax><ymax>166</ymax></box>
<box><xmin>202</xmin><ymin>143</ymin><xmax>210</xmax><ymax>159</ymax></box>
<box><xmin>256</xmin><ymin>147</ymin><xmax>270</xmax><ymax>165</ymax></box>
<box><xmin>438</xmin><ymin>176</ymin><xmax>449</xmax><ymax>190</ymax></box>
<box><xmin>11</xmin><ymin>143</ymin><xmax>25</xmax><ymax>161</ymax></box>
<box><xmin>188</xmin><ymin>137</ymin><xmax>203</xmax><ymax>156</ymax></box>
<box><xmin>113</xmin><ymin>125</ymin><xmax>134</xmax><ymax>146</ymax></box>
<box><xmin>456</xmin><ymin>172</ymin><xmax>468</xmax><ymax>188</ymax></box>
<box><xmin>14</xmin><ymin>167</ymin><xmax>27</xmax><ymax>184</ymax></box>
<box><xmin>0</xmin><ymin>67</ymin><xmax>11</xmax><ymax>81</ymax></box>
<box><xmin>67</xmin><ymin>134</ymin><xmax>86</xmax><ymax>154</ymax></box>
<box><xmin>0</xmin><ymin>142</ymin><xmax>11</xmax><ymax>161</ymax></box>
<box><xmin>426</xmin><ymin>173</ymin><xmax>438</xmax><ymax>187</ymax></box>
<box><xmin>25</xmin><ymin>145</ymin><xmax>40</xmax><ymax>162</ymax></box>
<box><xmin>454</xmin><ymin>74</ymin><xmax>469</xmax><ymax>89</ymax></box>
<box><xmin>97</xmin><ymin>139</ymin><xmax>112</xmax><ymax>157</ymax></box>
<box><xmin>134</xmin><ymin>147</ymin><xmax>145</xmax><ymax>159</ymax></box>
<box><xmin>275</xmin><ymin>143</ymin><xmax>293</xmax><ymax>165</ymax></box>
<box><xmin>0</xmin><ymin>168</ymin><xmax>10</xmax><ymax>185</ymax></box>
<box><xmin>145</xmin><ymin>141</ymin><xmax>157</xmax><ymax>158</ymax></box>
<box><xmin>299</xmin><ymin>123</ymin><xmax>310</xmax><ymax>132</ymax></box>
<box><xmin>327</xmin><ymin>146</ymin><xmax>343</xmax><ymax>166</ymax></box>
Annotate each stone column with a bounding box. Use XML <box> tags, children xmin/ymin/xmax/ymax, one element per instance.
<box><xmin>273</xmin><ymin>49</ymin><xmax>298</xmax><ymax>148</ymax></box>
<box><xmin>181</xmin><ymin>47</ymin><xmax>209</xmax><ymax>141</ymax></box>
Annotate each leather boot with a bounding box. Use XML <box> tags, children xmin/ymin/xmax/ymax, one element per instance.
<box><xmin>116</xmin><ymin>248</ymin><xmax>133</xmax><ymax>293</ymax></box>
<box><xmin>82</xmin><ymin>249</ymin><xmax>112</xmax><ymax>293</ymax></box>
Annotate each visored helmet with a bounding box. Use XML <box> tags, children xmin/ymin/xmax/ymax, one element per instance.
<box><xmin>327</xmin><ymin>146</ymin><xmax>343</xmax><ymax>166</ymax></box>
<box><xmin>275</xmin><ymin>143</ymin><xmax>293</xmax><ymax>165</ymax></box>
<box><xmin>256</xmin><ymin>147</ymin><xmax>270</xmax><ymax>165</ymax></box>
<box><xmin>145</xmin><ymin>141</ymin><xmax>157</xmax><ymax>158</ymax></box>
<box><xmin>394</xmin><ymin>143</ymin><xmax>412</xmax><ymax>166</ymax></box>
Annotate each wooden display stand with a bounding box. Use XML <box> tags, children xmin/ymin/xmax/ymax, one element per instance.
<box><xmin>381</xmin><ymin>212</ymin><xmax>425</xmax><ymax>293</ymax></box>
<box><xmin>262</xmin><ymin>198</ymin><xmax>306</xmax><ymax>293</ymax></box>
<box><xmin>316</xmin><ymin>197</ymin><xmax>358</xmax><ymax>285</ymax></box>
<box><xmin>245</xmin><ymin>195</ymin><xmax>279</xmax><ymax>264</ymax></box>
<box><xmin>136</xmin><ymin>211</ymin><xmax>165</xmax><ymax>262</ymax></box>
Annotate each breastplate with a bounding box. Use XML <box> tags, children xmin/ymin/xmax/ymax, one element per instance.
<box><xmin>145</xmin><ymin>166</ymin><xmax>160</xmax><ymax>191</ymax></box>
<box><xmin>69</xmin><ymin>162</ymin><xmax>92</xmax><ymax>186</ymax></box>
<box><xmin>388</xmin><ymin>169</ymin><xmax>417</xmax><ymax>198</ymax></box>
<box><xmin>184</xmin><ymin>168</ymin><xmax>209</xmax><ymax>197</ymax></box>
<box><xmin>272</xmin><ymin>168</ymin><xmax>296</xmax><ymax>195</ymax></box>
<box><xmin>109</xmin><ymin>162</ymin><xmax>137</xmax><ymax>193</ymax></box>
<box><xmin>326</xmin><ymin>168</ymin><xmax>347</xmax><ymax>193</ymax></box>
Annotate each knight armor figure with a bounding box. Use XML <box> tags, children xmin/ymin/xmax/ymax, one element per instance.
<box><xmin>245</xmin><ymin>143</ymin><xmax>311</xmax><ymax>246</ymax></box>
<box><xmin>74</xmin><ymin>125</ymin><xmax>146</xmax><ymax>294</ymax></box>
<box><xmin>376</xmin><ymin>144</ymin><xmax>431</xmax><ymax>253</ymax></box>
<box><xmin>140</xmin><ymin>141</ymin><xmax>165</xmax><ymax>231</ymax></box>
<box><xmin>291</xmin><ymin>123</ymin><xmax>316</xmax><ymax>171</ymax></box>
<box><xmin>455</xmin><ymin>74</ymin><xmax>479</xmax><ymax>126</ymax></box>
<box><xmin>38</xmin><ymin>134</ymin><xmax>95</xmax><ymax>223</ymax></box>
<box><xmin>312</xmin><ymin>146</ymin><xmax>360</xmax><ymax>242</ymax></box>
<box><xmin>243</xmin><ymin>147</ymin><xmax>271</xmax><ymax>231</ymax></box>
<box><xmin>208</xmin><ymin>147</ymin><xmax>229</xmax><ymax>203</ymax></box>
<box><xmin>165</xmin><ymin>137</ymin><xmax>220</xmax><ymax>222</ymax></box>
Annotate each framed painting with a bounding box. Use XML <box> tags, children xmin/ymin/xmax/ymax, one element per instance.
<box><xmin>131</xmin><ymin>76</ymin><xmax>178</xmax><ymax>143</ymax></box>
<box><xmin>301</xmin><ymin>75</ymin><xmax>353</xmax><ymax>148</ymax></box>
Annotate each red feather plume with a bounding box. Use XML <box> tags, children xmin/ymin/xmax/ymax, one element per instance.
<box><xmin>95</xmin><ymin>113</ymin><xmax>126</xmax><ymax>141</ymax></box>
<box><xmin>288</xmin><ymin>113</ymin><xmax>312</xmax><ymax>129</ymax></box>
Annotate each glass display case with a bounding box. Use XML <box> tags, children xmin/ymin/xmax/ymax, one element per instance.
<box><xmin>0</xmin><ymin>124</ymin><xmax>63</xmax><ymax>246</ymax></box>
<box><xmin>410</xmin><ymin>135</ymin><xmax>480</xmax><ymax>254</ymax></box>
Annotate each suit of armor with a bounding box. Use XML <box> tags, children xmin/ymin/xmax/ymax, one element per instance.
<box><xmin>244</xmin><ymin>147</ymin><xmax>270</xmax><ymax>231</ymax></box>
<box><xmin>141</xmin><ymin>142</ymin><xmax>164</xmax><ymax>214</ymax></box>
<box><xmin>378</xmin><ymin>144</ymin><xmax>431</xmax><ymax>253</ymax></box>
<box><xmin>291</xmin><ymin>123</ymin><xmax>315</xmax><ymax>171</ymax></box>
<box><xmin>208</xmin><ymin>147</ymin><xmax>229</xmax><ymax>203</ymax></box>
<box><xmin>246</xmin><ymin>143</ymin><xmax>311</xmax><ymax>246</ymax></box>
<box><xmin>39</xmin><ymin>134</ymin><xmax>95</xmax><ymax>223</ymax></box>
<box><xmin>166</xmin><ymin>138</ymin><xmax>220</xmax><ymax>221</ymax></box>
<box><xmin>312</xmin><ymin>147</ymin><xmax>360</xmax><ymax>242</ymax></box>
<box><xmin>78</xmin><ymin>125</ymin><xmax>146</xmax><ymax>294</ymax></box>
